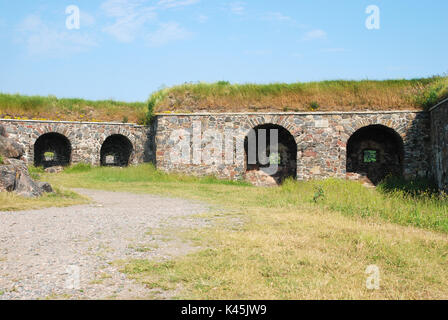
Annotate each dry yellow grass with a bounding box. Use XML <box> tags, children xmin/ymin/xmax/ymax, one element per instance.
<box><xmin>42</xmin><ymin>165</ymin><xmax>448</xmax><ymax>299</ymax></box>
<box><xmin>118</xmin><ymin>205</ymin><xmax>448</xmax><ymax>299</ymax></box>
<box><xmin>0</xmin><ymin>188</ymin><xmax>88</xmax><ymax>211</ymax></box>
<box><xmin>153</xmin><ymin>77</ymin><xmax>448</xmax><ymax>113</ymax></box>
<box><xmin>0</xmin><ymin>93</ymin><xmax>147</xmax><ymax>124</ymax></box>
<box><xmin>2</xmin><ymin>77</ymin><xmax>448</xmax><ymax>123</ymax></box>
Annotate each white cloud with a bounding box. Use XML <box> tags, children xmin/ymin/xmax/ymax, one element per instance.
<box><xmin>101</xmin><ymin>0</ymin><xmax>145</xmax><ymax>17</ymax></box>
<box><xmin>101</xmin><ymin>0</ymin><xmax>198</xmax><ymax>45</ymax></box>
<box><xmin>243</xmin><ymin>49</ymin><xmax>271</xmax><ymax>56</ymax></box>
<box><xmin>101</xmin><ymin>0</ymin><xmax>156</xmax><ymax>43</ymax></box>
<box><xmin>229</xmin><ymin>2</ymin><xmax>245</xmax><ymax>15</ymax></box>
<box><xmin>80</xmin><ymin>11</ymin><xmax>96</xmax><ymax>27</ymax></box>
<box><xmin>321</xmin><ymin>48</ymin><xmax>347</xmax><ymax>53</ymax></box>
<box><xmin>157</xmin><ymin>0</ymin><xmax>200</xmax><ymax>9</ymax></box>
<box><xmin>302</xmin><ymin>29</ymin><xmax>327</xmax><ymax>41</ymax></box>
<box><xmin>17</xmin><ymin>14</ymin><xmax>97</xmax><ymax>56</ymax></box>
<box><xmin>146</xmin><ymin>22</ymin><xmax>192</xmax><ymax>47</ymax></box>
<box><xmin>262</xmin><ymin>12</ymin><xmax>292</xmax><ymax>22</ymax></box>
<box><xmin>197</xmin><ymin>14</ymin><xmax>208</xmax><ymax>23</ymax></box>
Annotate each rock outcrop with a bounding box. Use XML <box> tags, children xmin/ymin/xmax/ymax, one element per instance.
<box><xmin>0</xmin><ymin>125</ymin><xmax>53</xmax><ymax>197</ymax></box>
<box><xmin>0</xmin><ymin>135</ymin><xmax>25</xmax><ymax>159</ymax></box>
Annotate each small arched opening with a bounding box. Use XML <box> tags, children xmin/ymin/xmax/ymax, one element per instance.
<box><xmin>100</xmin><ymin>134</ymin><xmax>133</xmax><ymax>167</ymax></box>
<box><xmin>346</xmin><ymin>124</ymin><xmax>404</xmax><ymax>185</ymax></box>
<box><xmin>34</xmin><ymin>132</ymin><xmax>72</xmax><ymax>168</ymax></box>
<box><xmin>244</xmin><ymin>124</ymin><xmax>297</xmax><ymax>185</ymax></box>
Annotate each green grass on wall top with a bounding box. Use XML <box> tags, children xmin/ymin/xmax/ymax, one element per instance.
<box><xmin>151</xmin><ymin>76</ymin><xmax>448</xmax><ymax>113</ymax></box>
<box><xmin>1</xmin><ymin>75</ymin><xmax>447</xmax><ymax>123</ymax></box>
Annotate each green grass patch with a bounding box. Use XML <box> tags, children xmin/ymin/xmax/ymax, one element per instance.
<box><xmin>44</xmin><ymin>164</ymin><xmax>448</xmax><ymax>233</ymax></box>
<box><xmin>0</xmin><ymin>93</ymin><xmax>147</xmax><ymax>124</ymax></box>
<box><xmin>58</xmin><ymin>163</ymin><xmax>250</xmax><ymax>186</ymax></box>
<box><xmin>0</xmin><ymin>165</ymin><xmax>88</xmax><ymax>211</ymax></box>
<box><xmin>0</xmin><ymin>93</ymin><xmax>145</xmax><ymax>113</ymax></box>
<box><xmin>31</xmin><ymin>164</ymin><xmax>448</xmax><ymax>299</ymax></box>
<box><xmin>151</xmin><ymin>76</ymin><xmax>448</xmax><ymax>113</ymax></box>
<box><xmin>0</xmin><ymin>187</ymin><xmax>88</xmax><ymax>211</ymax></box>
<box><xmin>28</xmin><ymin>165</ymin><xmax>45</xmax><ymax>180</ymax></box>
<box><xmin>3</xmin><ymin>76</ymin><xmax>448</xmax><ymax>123</ymax></box>
<box><xmin>63</xmin><ymin>163</ymin><xmax>93</xmax><ymax>173</ymax></box>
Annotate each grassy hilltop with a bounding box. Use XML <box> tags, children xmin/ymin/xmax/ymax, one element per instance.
<box><xmin>151</xmin><ymin>76</ymin><xmax>448</xmax><ymax>114</ymax></box>
<box><xmin>1</xmin><ymin>76</ymin><xmax>448</xmax><ymax>123</ymax></box>
<box><xmin>0</xmin><ymin>94</ymin><xmax>147</xmax><ymax>124</ymax></box>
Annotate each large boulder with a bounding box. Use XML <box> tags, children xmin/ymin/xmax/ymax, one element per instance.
<box><xmin>245</xmin><ymin>169</ymin><xmax>280</xmax><ymax>187</ymax></box>
<box><xmin>37</xmin><ymin>181</ymin><xmax>54</xmax><ymax>193</ymax></box>
<box><xmin>0</xmin><ymin>126</ymin><xmax>53</xmax><ymax>198</ymax></box>
<box><xmin>0</xmin><ymin>165</ymin><xmax>17</xmax><ymax>192</ymax></box>
<box><xmin>14</xmin><ymin>170</ymin><xmax>43</xmax><ymax>198</ymax></box>
<box><xmin>0</xmin><ymin>158</ymin><xmax>53</xmax><ymax>198</ymax></box>
<box><xmin>2</xmin><ymin>157</ymin><xmax>28</xmax><ymax>171</ymax></box>
<box><xmin>0</xmin><ymin>135</ymin><xmax>24</xmax><ymax>159</ymax></box>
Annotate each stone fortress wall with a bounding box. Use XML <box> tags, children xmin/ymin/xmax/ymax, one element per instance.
<box><xmin>154</xmin><ymin>111</ymin><xmax>431</xmax><ymax>185</ymax></box>
<box><xmin>429</xmin><ymin>99</ymin><xmax>448</xmax><ymax>191</ymax></box>
<box><xmin>1</xmin><ymin>104</ymin><xmax>446</xmax><ymax>189</ymax></box>
<box><xmin>0</xmin><ymin>120</ymin><xmax>150</xmax><ymax>167</ymax></box>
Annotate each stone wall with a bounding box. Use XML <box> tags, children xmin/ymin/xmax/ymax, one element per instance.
<box><xmin>430</xmin><ymin>99</ymin><xmax>448</xmax><ymax>191</ymax></box>
<box><xmin>154</xmin><ymin>111</ymin><xmax>431</xmax><ymax>183</ymax></box>
<box><xmin>0</xmin><ymin>119</ymin><xmax>151</xmax><ymax>166</ymax></box>
<box><xmin>0</xmin><ymin>110</ymin><xmax>434</xmax><ymax>186</ymax></box>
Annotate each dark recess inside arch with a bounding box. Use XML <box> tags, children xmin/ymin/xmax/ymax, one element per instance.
<box><xmin>244</xmin><ymin>124</ymin><xmax>297</xmax><ymax>184</ymax></box>
<box><xmin>346</xmin><ymin>124</ymin><xmax>404</xmax><ymax>185</ymax></box>
<box><xmin>34</xmin><ymin>132</ymin><xmax>72</xmax><ymax>168</ymax></box>
<box><xmin>100</xmin><ymin>134</ymin><xmax>133</xmax><ymax>167</ymax></box>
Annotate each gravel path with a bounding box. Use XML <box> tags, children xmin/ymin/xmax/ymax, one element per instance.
<box><xmin>0</xmin><ymin>189</ymin><xmax>211</xmax><ymax>300</ymax></box>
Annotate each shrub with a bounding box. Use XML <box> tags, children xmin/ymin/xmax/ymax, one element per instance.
<box><xmin>309</xmin><ymin>101</ymin><xmax>320</xmax><ymax>111</ymax></box>
<box><xmin>312</xmin><ymin>185</ymin><xmax>325</xmax><ymax>203</ymax></box>
<box><xmin>146</xmin><ymin>89</ymin><xmax>168</xmax><ymax>124</ymax></box>
<box><xmin>413</xmin><ymin>75</ymin><xmax>448</xmax><ymax>110</ymax></box>
<box><xmin>28</xmin><ymin>165</ymin><xmax>45</xmax><ymax>180</ymax></box>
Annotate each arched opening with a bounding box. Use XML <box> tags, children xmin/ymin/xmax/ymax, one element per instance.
<box><xmin>244</xmin><ymin>124</ymin><xmax>297</xmax><ymax>185</ymax></box>
<box><xmin>34</xmin><ymin>132</ymin><xmax>71</xmax><ymax>168</ymax></box>
<box><xmin>347</xmin><ymin>124</ymin><xmax>404</xmax><ymax>185</ymax></box>
<box><xmin>100</xmin><ymin>134</ymin><xmax>133</xmax><ymax>167</ymax></box>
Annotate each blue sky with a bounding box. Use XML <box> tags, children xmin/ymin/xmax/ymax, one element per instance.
<box><xmin>0</xmin><ymin>0</ymin><xmax>447</xmax><ymax>102</ymax></box>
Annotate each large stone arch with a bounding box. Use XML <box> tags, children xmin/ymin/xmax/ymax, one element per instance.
<box><xmin>100</xmin><ymin>134</ymin><xmax>134</xmax><ymax>167</ymax></box>
<box><xmin>34</xmin><ymin>132</ymin><xmax>72</xmax><ymax>168</ymax></box>
<box><xmin>33</xmin><ymin>124</ymin><xmax>77</xmax><ymax>141</ymax></box>
<box><xmin>242</xmin><ymin>115</ymin><xmax>298</xmax><ymax>138</ymax></box>
<box><xmin>344</xmin><ymin>115</ymin><xmax>407</xmax><ymax>140</ymax></box>
<box><xmin>97</xmin><ymin>127</ymin><xmax>138</xmax><ymax>165</ymax></box>
<box><xmin>243</xmin><ymin>122</ymin><xmax>298</xmax><ymax>185</ymax></box>
<box><xmin>97</xmin><ymin>127</ymin><xmax>135</xmax><ymax>146</ymax></box>
<box><xmin>346</xmin><ymin>124</ymin><xmax>404</xmax><ymax>184</ymax></box>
